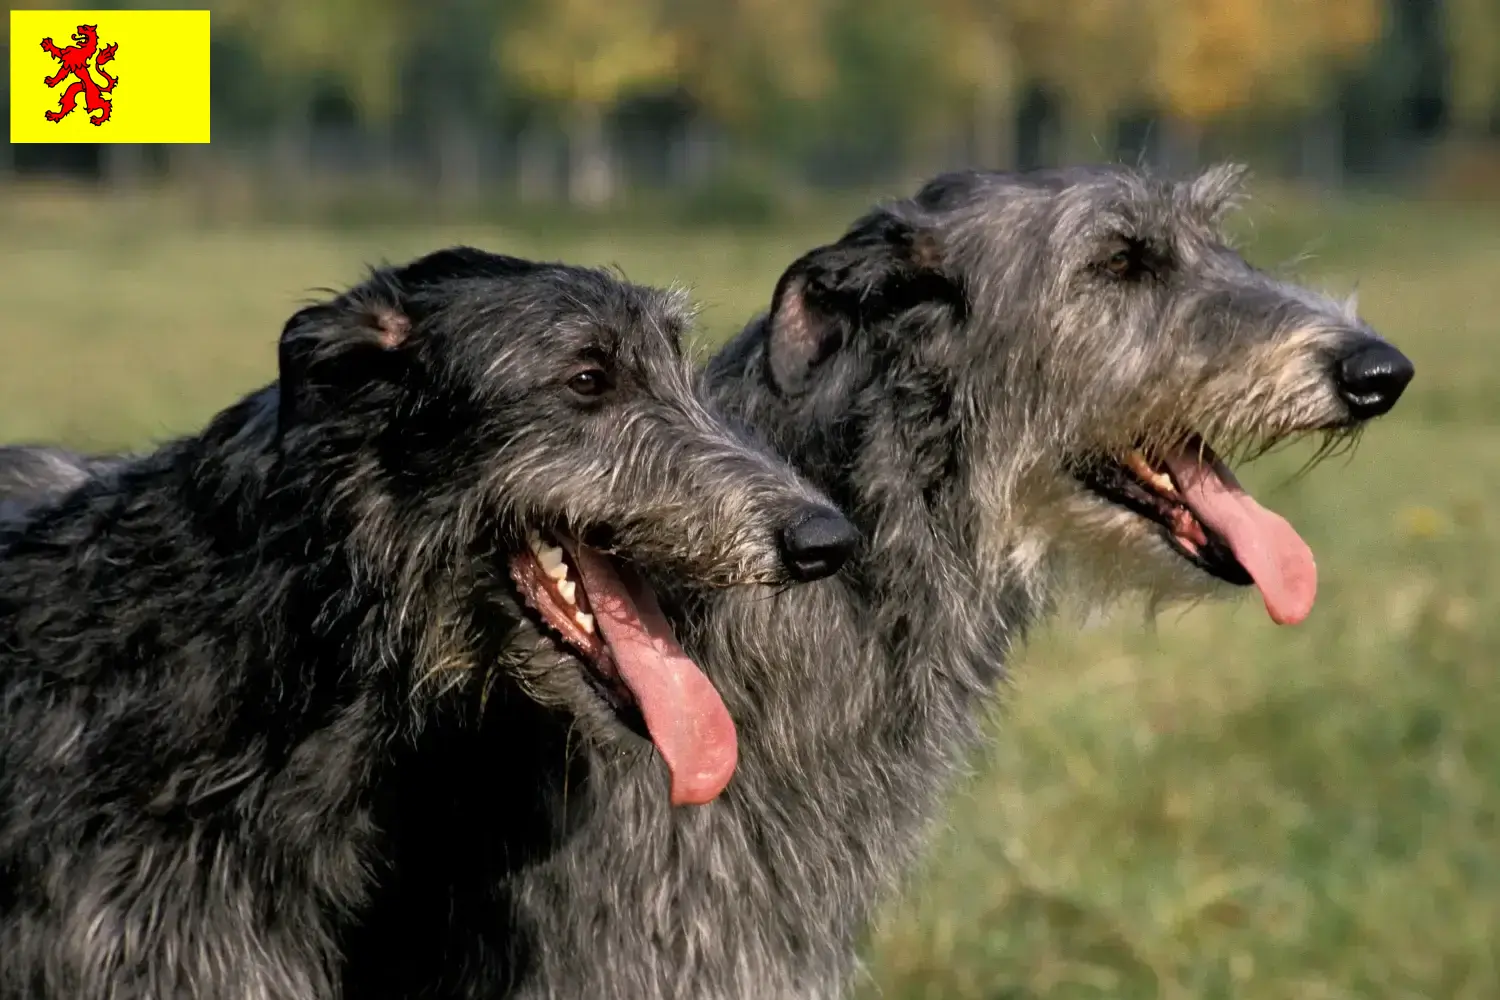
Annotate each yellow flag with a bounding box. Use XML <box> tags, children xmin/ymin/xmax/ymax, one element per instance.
<box><xmin>10</xmin><ymin>9</ymin><xmax>211</xmax><ymax>143</ymax></box>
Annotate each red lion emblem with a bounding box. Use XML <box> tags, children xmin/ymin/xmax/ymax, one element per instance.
<box><xmin>41</xmin><ymin>24</ymin><xmax>119</xmax><ymax>126</ymax></box>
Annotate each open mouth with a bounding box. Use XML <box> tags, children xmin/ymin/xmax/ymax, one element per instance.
<box><xmin>1073</xmin><ymin>434</ymin><xmax>1317</xmax><ymax>626</ymax></box>
<box><xmin>508</xmin><ymin>531</ymin><xmax>737</xmax><ymax>806</ymax></box>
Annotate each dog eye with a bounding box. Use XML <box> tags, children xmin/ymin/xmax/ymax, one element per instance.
<box><xmin>1103</xmin><ymin>249</ymin><xmax>1135</xmax><ymax>278</ymax></box>
<box><xmin>566</xmin><ymin>369</ymin><xmax>611</xmax><ymax>398</ymax></box>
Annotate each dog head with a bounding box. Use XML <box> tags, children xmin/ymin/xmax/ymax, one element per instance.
<box><xmin>718</xmin><ymin>165</ymin><xmax>1412</xmax><ymax>626</ymax></box>
<box><xmin>276</xmin><ymin>247</ymin><xmax>859</xmax><ymax>804</ymax></box>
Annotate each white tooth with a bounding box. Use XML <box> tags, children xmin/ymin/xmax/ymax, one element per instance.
<box><xmin>574</xmin><ymin>611</ymin><xmax>595</xmax><ymax>633</ymax></box>
<box><xmin>558</xmin><ymin>579</ymin><xmax>577</xmax><ymax>604</ymax></box>
<box><xmin>545</xmin><ymin>561</ymin><xmax>570</xmax><ymax>582</ymax></box>
<box><xmin>1124</xmin><ymin>450</ymin><xmax>1178</xmax><ymax>496</ymax></box>
<box><xmin>538</xmin><ymin>545</ymin><xmax>565</xmax><ymax>572</ymax></box>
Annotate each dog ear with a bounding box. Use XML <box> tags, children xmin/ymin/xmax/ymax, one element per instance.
<box><xmin>276</xmin><ymin>283</ymin><xmax>414</xmax><ymax>439</ymax></box>
<box><xmin>275</xmin><ymin>247</ymin><xmax>537</xmax><ymax>437</ymax></box>
<box><xmin>766</xmin><ymin>212</ymin><xmax>958</xmax><ymax>396</ymax></box>
<box><xmin>765</xmin><ymin>265</ymin><xmax>842</xmax><ymax>396</ymax></box>
<box><xmin>1187</xmin><ymin>162</ymin><xmax>1251</xmax><ymax>226</ymax></box>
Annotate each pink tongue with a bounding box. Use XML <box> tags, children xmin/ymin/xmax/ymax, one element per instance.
<box><xmin>1162</xmin><ymin>452</ymin><xmax>1318</xmax><ymax>626</ymax></box>
<box><xmin>568</xmin><ymin>546</ymin><xmax>737</xmax><ymax>806</ymax></box>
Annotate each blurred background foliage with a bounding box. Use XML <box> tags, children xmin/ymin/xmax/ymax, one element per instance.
<box><xmin>4</xmin><ymin>0</ymin><xmax>1500</xmax><ymax>221</ymax></box>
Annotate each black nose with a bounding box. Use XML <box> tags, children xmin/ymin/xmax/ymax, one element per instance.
<box><xmin>779</xmin><ymin>508</ymin><xmax>860</xmax><ymax>582</ymax></box>
<box><xmin>1335</xmin><ymin>339</ymin><xmax>1414</xmax><ymax>420</ymax></box>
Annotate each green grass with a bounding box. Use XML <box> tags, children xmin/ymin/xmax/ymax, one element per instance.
<box><xmin>2</xmin><ymin>181</ymin><xmax>1497</xmax><ymax>999</ymax></box>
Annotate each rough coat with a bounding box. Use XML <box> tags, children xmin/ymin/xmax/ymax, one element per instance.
<box><xmin>0</xmin><ymin>248</ymin><xmax>844</xmax><ymax>1000</ymax></box>
<box><xmin>345</xmin><ymin>166</ymin><xmax>1411</xmax><ymax>1000</ymax></box>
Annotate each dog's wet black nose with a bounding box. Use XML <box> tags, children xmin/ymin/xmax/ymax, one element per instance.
<box><xmin>780</xmin><ymin>508</ymin><xmax>860</xmax><ymax>582</ymax></box>
<box><xmin>1334</xmin><ymin>339</ymin><xmax>1414</xmax><ymax>420</ymax></box>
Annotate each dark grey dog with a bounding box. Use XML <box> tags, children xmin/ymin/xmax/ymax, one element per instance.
<box><xmin>335</xmin><ymin>164</ymin><xmax>1413</xmax><ymax>1000</ymax></box>
<box><xmin>0</xmin><ymin>247</ymin><xmax>855</xmax><ymax>1000</ymax></box>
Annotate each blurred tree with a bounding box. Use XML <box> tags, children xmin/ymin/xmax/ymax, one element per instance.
<box><xmin>499</xmin><ymin>0</ymin><xmax>677</xmax><ymax>205</ymax></box>
<box><xmin>399</xmin><ymin>0</ymin><xmax>510</xmax><ymax>202</ymax></box>
<box><xmin>1149</xmin><ymin>0</ymin><xmax>1381</xmax><ymax>175</ymax></box>
<box><xmin>781</xmin><ymin>0</ymin><xmax>966</xmax><ymax>181</ymax></box>
<box><xmin>216</xmin><ymin>0</ymin><xmax>414</xmax><ymax>124</ymax></box>
<box><xmin>1447</xmin><ymin>0</ymin><xmax>1500</xmax><ymax>131</ymax></box>
<box><xmin>661</xmin><ymin>0</ymin><xmax>836</xmax><ymax>154</ymax></box>
<box><xmin>1010</xmin><ymin>0</ymin><xmax>1154</xmax><ymax>156</ymax></box>
<box><xmin>928</xmin><ymin>0</ymin><xmax>1023</xmax><ymax>169</ymax></box>
<box><xmin>1152</xmin><ymin>0</ymin><xmax>1276</xmax><ymax>127</ymax></box>
<box><xmin>927</xmin><ymin>0</ymin><xmax>1153</xmax><ymax>165</ymax></box>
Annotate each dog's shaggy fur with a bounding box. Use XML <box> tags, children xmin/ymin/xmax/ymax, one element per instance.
<box><xmin>0</xmin><ymin>446</ymin><xmax>121</xmax><ymax>525</ymax></box>
<box><xmin>0</xmin><ymin>167</ymin><xmax>1415</xmax><ymax>1000</ymax></box>
<box><xmin>334</xmin><ymin>165</ymin><xmax>1413</xmax><ymax>1000</ymax></box>
<box><xmin>0</xmin><ymin>247</ymin><xmax>851</xmax><ymax>1000</ymax></box>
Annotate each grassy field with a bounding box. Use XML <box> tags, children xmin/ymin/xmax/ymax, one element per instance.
<box><xmin>1</xmin><ymin>181</ymin><xmax>1497</xmax><ymax>999</ymax></box>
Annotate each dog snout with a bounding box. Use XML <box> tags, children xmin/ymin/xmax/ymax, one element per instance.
<box><xmin>778</xmin><ymin>506</ymin><xmax>860</xmax><ymax>582</ymax></box>
<box><xmin>1333</xmin><ymin>338</ymin><xmax>1414</xmax><ymax>420</ymax></box>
